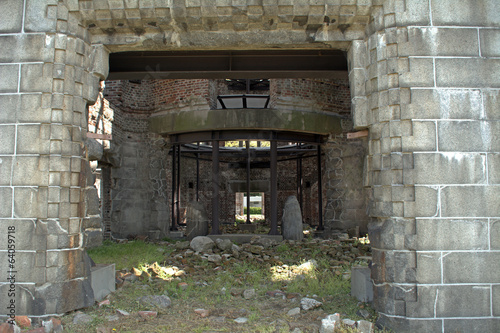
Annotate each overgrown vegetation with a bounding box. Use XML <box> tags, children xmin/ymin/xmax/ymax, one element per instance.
<box><xmin>67</xmin><ymin>238</ymin><xmax>384</xmax><ymax>333</ymax></box>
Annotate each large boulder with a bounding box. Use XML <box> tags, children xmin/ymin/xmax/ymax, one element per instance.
<box><xmin>185</xmin><ymin>201</ymin><xmax>209</xmax><ymax>240</ymax></box>
<box><xmin>190</xmin><ymin>236</ymin><xmax>215</xmax><ymax>253</ymax></box>
<box><xmin>282</xmin><ymin>196</ymin><xmax>304</xmax><ymax>240</ymax></box>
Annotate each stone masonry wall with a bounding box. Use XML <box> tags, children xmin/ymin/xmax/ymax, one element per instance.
<box><xmin>0</xmin><ymin>0</ymin><xmax>108</xmax><ymax>317</ymax></box>
<box><xmin>348</xmin><ymin>1</ymin><xmax>500</xmax><ymax>331</ymax></box>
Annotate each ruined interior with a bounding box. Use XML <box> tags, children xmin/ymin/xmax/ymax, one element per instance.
<box><xmin>0</xmin><ymin>1</ymin><xmax>499</xmax><ymax>332</ymax></box>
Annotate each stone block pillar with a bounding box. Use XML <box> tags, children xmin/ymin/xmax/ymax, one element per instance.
<box><xmin>350</xmin><ymin>1</ymin><xmax>500</xmax><ymax>331</ymax></box>
<box><xmin>0</xmin><ymin>0</ymin><xmax>108</xmax><ymax>317</ymax></box>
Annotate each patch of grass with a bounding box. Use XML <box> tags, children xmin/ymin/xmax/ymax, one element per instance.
<box><xmin>87</xmin><ymin>240</ymin><xmax>166</xmax><ymax>270</ymax></box>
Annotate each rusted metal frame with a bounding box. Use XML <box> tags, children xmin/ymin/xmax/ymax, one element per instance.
<box><xmin>246</xmin><ymin>140</ymin><xmax>251</xmax><ymax>224</ymax></box>
<box><xmin>211</xmin><ymin>132</ymin><xmax>221</xmax><ymax>235</ymax></box>
<box><xmin>269</xmin><ymin>134</ymin><xmax>279</xmax><ymax>235</ymax></box>
<box><xmin>317</xmin><ymin>144</ymin><xmax>324</xmax><ymax>231</ymax></box>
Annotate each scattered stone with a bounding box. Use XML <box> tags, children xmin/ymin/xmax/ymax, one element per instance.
<box><xmin>271</xmin><ymin>319</ymin><xmax>289</xmax><ymax>331</ymax></box>
<box><xmin>297</xmin><ymin>259</ymin><xmax>317</xmax><ymax>271</ymax></box>
<box><xmin>190</xmin><ymin>236</ymin><xmax>215</xmax><ymax>252</ymax></box>
<box><xmin>356</xmin><ymin>309</ymin><xmax>371</xmax><ymax>319</ymax></box>
<box><xmin>251</xmin><ymin>236</ymin><xmax>275</xmax><ymax>248</ymax></box>
<box><xmin>48</xmin><ymin>318</ymin><xmax>63</xmax><ymax>333</ymax></box>
<box><xmin>14</xmin><ymin>316</ymin><xmax>31</xmax><ymax>329</ymax></box>
<box><xmin>300</xmin><ymin>297</ymin><xmax>322</xmax><ymax>311</ymax></box>
<box><xmin>138</xmin><ymin>311</ymin><xmax>157</xmax><ymax>319</ymax></box>
<box><xmin>287</xmin><ymin>307</ymin><xmax>301</xmax><ymax>316</ymax></box>
<box><xmin>95</xmin><ymin>326</ymin><xmax>112</xmax><ymax>333</ymax></box>
<box><xmin>178</xmin><ymin>282</ymin><xmax>188</xmax><ymax>290</ymax></box>
<box><xmin>357</xmin><ymin>320</ymin><xmax>374</xmax><ymax>333</ymax></box>
<box><xmin>207</xmin><ymin>254</ymin><xmax>222</xmax><ymax>263</ymax></box>
<box><xmin>194</xmin><ymin>308</ymin><xmax>210</xmax><ymax>318</ymax></box>
<box><xmin>41</xmin><ymin>319</ymin><xmax>53</xmax><ymax>333</ymax></box>
<box><xmin>215</xmin><ymin>238</ymin><xmax>233</xmax><ymax>251</ymax></box>
<box><xmin>243</xmin><ymin>288</ymin><xmax>256</xmax><ymax>299</ymax></box>
<box><xmin>98</xmin><ymin>299</ymin><xmax>110</xmax><ymax>307</ymax></box>
<box><xmin>73</xmin><ymin>312</ymin><xmax>93</xmax><ymax>325</ymax></box>
<box><xmin>185</xmin><ymin>201</ymin><xmax>210</xmax><ymax>240</ymax></box>
<box><xmin>342</xmin><ymin>319</ymin><xmax>356</xmax><ymax>327</ymax></box>
<box><xmin>107</xmin><ymin>315</ymin><xmax>119</xmax><ymax>321</ymax></box>
<box><xmin>282</xmin><ymin>196</ymin><xmax>304</xmax><ymax>241</ymax></box>
<box><xmin>234</xmin><ymin>317</ymin><xmax>248</xmax><ymax>324</ymax></box>
<box><xmin>138</xmin><ymin>295</ymin><xmax>171</xmax><ymax>308</ymax></box>
<box><xmin>291</xmin><ymin>329</ymin><xmax>302</xmax><ymax>333</ymax></box>
<box><xmin>116</xmin><ymin>309</ymin><xmax>130</xmax><ymax>317</ymax></box>
<box><xmin>286</xmin><ymin>293</ymin><xmax>301</xmax><ymax>300</ymax></box>
<box><xmin>319</xmin><ymin>313</ymin><xmax>340</xmax><ymax>333</ymax></box>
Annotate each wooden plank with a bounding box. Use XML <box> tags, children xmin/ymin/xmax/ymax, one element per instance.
<box><xmin>86</xmin><ymin>132</ymin><xmax>112</xmax><ymax>140</ymax></box>
<box><xmin>346</xmin><ymin>130</ymin><xmax>369</xmax><ymax>139</ymax></box>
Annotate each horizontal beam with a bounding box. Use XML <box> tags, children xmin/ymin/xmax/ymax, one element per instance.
<box><xmin>108</xmin><ymin>50</ymin><xmax>348</xmax><ymax>80</ymax></box>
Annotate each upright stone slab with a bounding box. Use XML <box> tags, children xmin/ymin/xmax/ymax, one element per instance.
<box><xmin>282</xmin><ymin>196</ymin><xmax>303</xmax><ymax>241</ymax></box>
<box><xmin>185</xmin><ymin>201</ymin><xmax>209</xmax><ymax>240</ymax></box>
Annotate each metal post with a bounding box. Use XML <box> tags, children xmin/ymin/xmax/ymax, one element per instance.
<box><xmin>317</xmin><ymin>144</ymin><xmax>324</xmax><ymax>230</ymax></box>
<box><xmin>270</xmin><ymin>139</ymin><xmax>278</xmax><ymax>235</ymax></box>
<box><xmin>211</xmin><ymin>136</ymin><xmax>220</xmax><ymax>234</ymax></box>
<box><xmin>171</xmin><ymin>144</ymin><xmax>177</xmax><ymax>231</ymax></box>
<box><xmin>176</xmin><ymin>144</ymin><xmax>181</xmax><ymax>226</ymax></box>
<box><xmin>196</xmin><ymin>142</ymin><xmax>200</xmax><ymax>201</ymax></box>
<box><xmin>246</xmin><ymin>140</ymin><xmax>251</xmax><ymax>224</ymax></box>
<box><xmin>297</xmin><ymin>143</ymin><xmax>303</xmax><ymax>213</ymax></box>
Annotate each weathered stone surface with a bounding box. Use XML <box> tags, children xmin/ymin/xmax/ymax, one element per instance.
<box><xmin>492</xmin><ymin>220</ymin><xmax>500</xmax><ymax>250</ymax></box>
<box><xmin>416</xmin><ymin>219</ymin><xmax>489</xmax><ymax>251</ymax></box>
<box><xmin>138</xmin><ymin>295</ymin><xmax>171</xmax><ymax>309</ymax></box>
<box><xmin>436</xmin><ymin>58</ymin><xmax>500</xmax><ymax>88</ymax></box>
<box><xmin>399</xmin><ymin>27</ymin><xmax>479</xmax><ymax>57</ymax></box>
<box><xmin>185</xmin><ymin>201</ymin><xmax>209</xmax><ymax>240</ymax></box>
<box><xmin>320</xmin><ymin>313</ymin><xmax>340</xmax><ymax>333</ymax></box>
<box><xmin>73</xmin><ymin>313</ymin><xmax>93</xmax><ymax>324</ymax></box>
<box><xmin>190</xmin><ymin>236</ymin><xmax>215</xmax><ymax>253</ymax></box>
<box><xmin>351</xmin><ymin>266</ymin><xmax>373</xmax><ymax>302</ymax></box>
<box><xmin>0</xmin><ymin>0</ymin><xmax>23</xmax><ymax>33</ymax></box>
<box><xmin>282</xmin><ymin>196</ymin><xmax>303</xmax><ymax>241</ymax></box>
<box><xmin>443</xmin><ymin>252</ymin><xmax>500</xmax><ymax>283</ymax></box>
<box><xmin>431</xmin><ymin>0</ymin><xmax>500</xmax><ymax>27</ymax></box>
<box><xmin>85</xmin><ymin>138</ymin><xmax>104</xmax><ymax>161</ymax></box>
<box><xmin>215</xmin><ymin>238</ymin><xmax>233</xmax><ymax>251</ymax></box>
<box><xmin>441</xmin><ymin>186</ymin><xmax>500</xmax><ymax>217</ymax></box>
<box><xmin>444</xmin><ymin>318</ymin><xmax>500</xmax><ymax>333</ymax></box>
<box><xmin>300</xmin><ymin>297</ymin><xmax>322</xmax><ymax>311</ymax></box>
<box><xmin>0</xmin><ymin>65</ymin><xmax>18</xmax><ymax>93</ymax></box>
<box><xmin>480</xmin><ymin>29</ymin><xmax>500</xmax><ymax>57</ymax></box>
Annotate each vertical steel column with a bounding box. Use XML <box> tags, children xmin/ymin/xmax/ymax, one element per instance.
<box><xmin>269</xmin><ymin>139</ymin><xmax>278</xmax><ymax>235</ymax></box>
<box><xmin>196</xmin><ymin>142</ymin><xmax>200</xmax><ymax>201</ymax></box>
<box><xmin>317</xmin><ymin>144</ymin><xmax>324</xmax><ymax>230</ymax></box>
<box><xmin>176</xmin><ymin>144</ymin><xmax>181</xmax><ymax>226</ymax></box>
<box><xmin>246</xmin><ymin>140</ymin><xmax>251</xmax><ymax>224</ymax></box>
<box><xmin>297</xmin><ymin>142</ymin><xmax>303</xmax><ymax>213</ymax></box>
<box><xmin>211</xmin><ymin>135</ymin><xmax>220</xmax><ymax>234</ymax></box>
<box><xmin>171</xmin><ymin>144</ymin><xmax>177</xmax><ymax>231</ymax></box>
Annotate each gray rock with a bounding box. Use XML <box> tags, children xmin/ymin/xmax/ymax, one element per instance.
<box><xmin>282</xmin><ymin>196</ymin><xmax>304</xmax><ymax>240</ymax></box>
<box><xmin>107</xmin><ymin>315</ymin><xmax>119</xmax><ymax>321</ymax></box>
<box><xmin>42</xmin><ymin>320</ymin><xmax>53</xmax><ymax>333</ymax></box>
<box><xmin>291</xmin><ymin>328</ymin><xmax>303</xmax><ymax>333</ymax></box>
<box><xmin>357</xmin><ymin>320</ymin><xmax>374</xmax><ymax>333</ymax></box>
<box><xmin>190</xmin><ymin>236</ymin><xmax>215</xmax><ymax>252</ymax></box>
<box><xmin>234</xmin><ymin>317</ymin><xmax>248</xmax><ymax>324</ymax></box>
<box><xmin>320</xmin><ymin>313</ymin><xmax>340</xmax><ymax>333</ymax></box>
<box><xmin>300</xmin><ymin>297</ymin><xmax>322</xmax><ymax>311</ymax></box>
<box><xmin>356</xmin><ymin>309</ymin><xmax>371</xmax><ymax>319</ymax></box>
<box><xmin>73</xmin><ymin>313</ymin><xmax>93</xmax><ymax>324</ymax></box>
<box><xmin>84</xmin><ymin>138</ymin><xmax>103</xmax><ymax>161</ymax></box>
<box><xmin>138</xmin><ymin>295</ymin><xmax>171</xmax><ymax>308</ymax></box>
<box><xmin>287</xmin><ymin>307</ymin><xmax>301</xmax><ymax>316</ymax></box>
<box><xmin>215</xmin><ymin>238</ymin><xmax>233</xmax><ymax>251</ymax></box>
<box><xmin>185</xmin><ymin>201</ymin><xmax>209</xmax><ymax>240</ymax></box>
<box><xmin>207</xmin><ymin>254</ymin><xmax>222</xmax><ymax>263</ymax></box>
<box><xmin>243</xmin><ymin>288</ymin><xmax>256</xmax><ymax>299</ymax></box>
<box><xmin>116</xmin><ymin>309</ymin><xmax>130</xmax><ymax>317</ymax></box>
